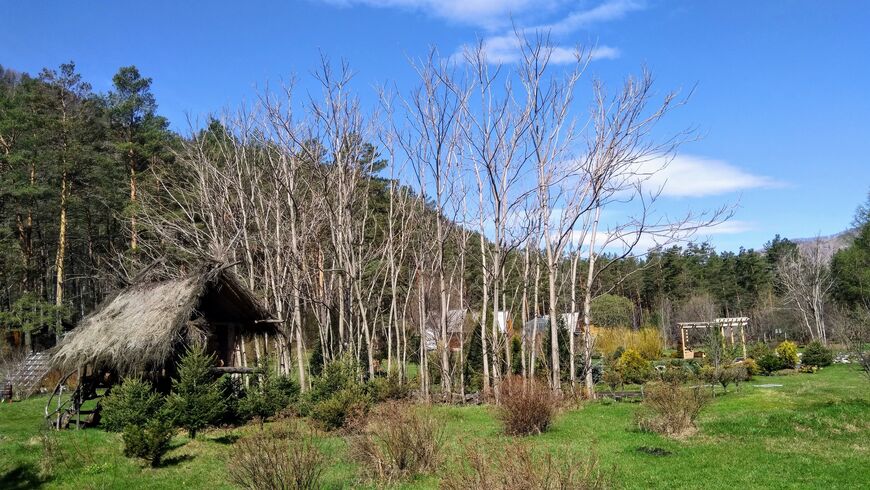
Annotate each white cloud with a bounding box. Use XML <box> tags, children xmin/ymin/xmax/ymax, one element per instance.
<box><xmin>460</xmin><ymin>34</ymin><xmax>620</xmax><ymax>64</ymax></box>
<box><xmin>319</xmin><ymin>0</ymin><xmax>643</xmax><ymax>64</ymax></box>
<box><xmin>451</xmin><ymin>0</ymin><xmax>643</xmax><ymax>64</ymax></box>
<box><xmin>566</xmin><ymin>219</ymin><xmax>755</xmax><ymax>253</ymax></box>
<box><xmin>638</xmin><ymin>154</ymin><xmax>782</xmax><ymax>198</ymax></box>
<box><xmin>319</xmin><ymin>0</ymin><xmax>557</xmax><ymax>29</ymax></box>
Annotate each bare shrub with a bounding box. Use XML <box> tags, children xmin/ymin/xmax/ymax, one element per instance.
<box><xmin>227</xmin><ymin>424</ymin><xmax>327</xmax><ymax>490</ymax></box>
<box><xmin>441</xmin><ymin>443</ymin><xmax>612</xmax><ymax>490</ymax></box>
<box><xmin>350</xmin><ymin>402</ymin><xmax>444</xmax><ymax>484</ymax></box>
<box><xmin>498</xmin><ymin>376</ymin><xmax>558</xmax><ymax>436</ymax></box>
<box><xmin>635</xmin><ymin>381</ymin><xmax>710</xmax><ymax>438</ymax></box>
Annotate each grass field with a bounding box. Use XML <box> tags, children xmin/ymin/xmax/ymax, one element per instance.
<box><xmin>2</xmin><ymin>365</ymin><xmax>868</xmax><ymax>489</ymax></box>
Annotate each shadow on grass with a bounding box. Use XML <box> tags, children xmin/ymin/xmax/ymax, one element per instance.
<box><xmin>0</xmin><ymin>464</ymin><xmax>48</xmax><ymax>489</ymax></box>
<box><xmin>211</xmin><ymin>433</ymin><xmax>240</xmax><ymax>445</ymax></box>
<box><xmin>159</xmin><ymin>454</ymin><xmax>195</xmax><ymax>468</ymax></box>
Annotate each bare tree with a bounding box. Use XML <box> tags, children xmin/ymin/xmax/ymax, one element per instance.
<box><xmin>777</xmin><ymin>238</ymin><xmax>834</xmax><ymax>344</ymax></box>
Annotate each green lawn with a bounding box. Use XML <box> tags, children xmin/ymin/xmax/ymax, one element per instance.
<box><xmin>2</xmin><ymin>365</ymin><xmax>868</xmax><ymax>489</ymax></box>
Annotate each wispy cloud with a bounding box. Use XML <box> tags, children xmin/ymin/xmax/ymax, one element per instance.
<box><xmin>318</xmin><ymin>0</ymin><xmax>559</xmax><ymax>29</ymax></box>
<box><xmin>638</xmin><ymin>154</ymin><xmax>783</xmax><ymax>198</ymax></box>
<box><xmin>318</xmin><ymin>0</ymin><xmax>644</xmax><ymax>65</ymax></box>
<box><xmin>461</xmin><ymin>33</ymin><xmax>621</xmax><ymax>64</ymax></box>
<box><xmin>458</xmin><ymin>0</ymin><xmax>645</xmax><ymax>64</ymax></box>
<box><xmin>567</xmin><ymin>219</ymin><xmax>756</xmax><ymax>253</ymax></box>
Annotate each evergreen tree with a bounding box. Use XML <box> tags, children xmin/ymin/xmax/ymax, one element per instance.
<box><xmin>166</xmin><ymin>345</ymin><xmax>225</xmax><ymax>439</ymax></box>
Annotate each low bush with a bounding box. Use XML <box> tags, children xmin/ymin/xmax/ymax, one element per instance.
<box><xmin>657</xmin><ymin>363</ymin><xmax>691</xmax><ymax>385</ymax></box>
<box><xmin>227</xmin><ymin>425</ymin><xmax>327</xmax><ymax>490</ymax></box>
<box><xmin>122</xmin><ymin>417</ymin><xmax>173</xmax><ymax>467</ymax></box>
<box><xmin>350</xmin><ymin>402</ymin><xmax>444</xmax><ymax>484</ymax></box>
<box><xmin>101</xmin><ymin>377</ymin><xmax>164</xmax><ymax>432</ymax></box>
<box><xmin>776</xmin><ymin>341</ymin><xmax>799</xmax><ymax>369</ymax></box>
<box><xmin>740</xmin><ymin>358</ymin><xmax>760</xmax><ymax>377</ymax></box>
<box><xmin>239</xmin><ymin>364</ymin><xmax>298</xmax><ymax>428</ymax></box>
<box><xmin>366</xmin><ymin>370</ymin><xmax>411</xmax><ymax>403</ymax></box>
<box><xmin>601</xmin><ymin>366</ymin><xmax>623</xmax><ymax>394</ymax></box>
<box><xmin>747</xmin><ymin>341</ymin><xmax>772</xmax><ymax>360</ymax></box>
<box><xmin>700</xmin><ymin>364</ymin><xmax>748</xmax><ymax>393</ymax></box>
<box><xmin>635</xmin><ymin>381</ymin><xmax>710</xmax><ymax>438</ymax></box>
<box><xmin>441</xmin><ymin>442</ymin><xmax>611</xmax><ymax>490</ymax></box>
<box><xmin>305</xmin><ymin>353</ymin><xmax>359</xmax><ymax>408</ymax></box>
<box><xmin>497</xmin><ymin>376</ymin><xmax>558</xmax><ymax>436</ymax></box>
<box><xmin>801</xmin><ymin>341</ymin><xmax>833</xmax><ymax>367</ymax></box>
<box><xmin>616</xmin><ymin>349</ymin><xmax>653</xmax><ymax>385</ymax></box>
<box><xmin>310</xmin><ymin>387</ymin><xmax>371</xmax><ymax>431</ymax></box>
<box><xmin>758</xmin><ymin>352</ymin><xmax>784</xmax><ymax>375</ymax></box>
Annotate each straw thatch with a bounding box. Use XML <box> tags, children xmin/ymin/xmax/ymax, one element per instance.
<box><xmin>52</xmin><ymin>265</ymin><xmax>276</xmax><ymax>373</ymax></box>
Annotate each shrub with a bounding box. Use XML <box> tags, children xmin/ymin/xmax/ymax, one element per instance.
<box><xmin>776</xmin><ymin>341</ymin><xmax>799</xmax><ymax>369</ymax></box>
<box><xmin>635</xmin><ymin>381</ymin><xmax>710</xmax><ymax>438</ymax></box>
<box><xmin>227</xmin><ymin>425</ymin><xmax>327</xmax><ymax>490</ymax></box>
<box><xmin>166</xmin><ymin>345</ymin><xmax>226</xmax><ymax>438</ymax></box>
<box><xmin>595</xmin><ymin>327</ymin><xmax>662</xmax><ymax>361</ymax></box>
<box><xmin>801</xmin><ymin>341</ymin><xmax>833</xmax><ymax>367</ymax></box>
<box><xmin>497</xmin><ymin>376</ymin><xmax>558</xmax><ymax>436</ymax></box>
<box><xmin>122</xmin><ymin>417</ymin><xmax>173</xmax><ymax>467</ymax></box>
<box><xmin>758</xmin><ymin>353</ymin><xmax>784</xmax><ymax>374</ymax></box>
<box><xmin>216</xmin><ymin>374</ymin><xmax>245</xmax><ymax>424</ymax></box>
<box><xmin>350</xmin><ymin>402</ymin><xmax>444</xmax><ymax>484</ymax></box>
<box><xmin>366</xmin><ymin>370</ymin><xmax>411</xmax><ymax>403</ymax></box>
<box><xmin>658</xmin><ymin>364</ymin><xmax>690</xmax><ymax>385</ymax></box>
<box><xmin>239</xmin><ymin>363</ymin><xmax>298</xmax><ymax>428</ymax></box>
<box><xmin>635</xmin><ymin>328</ymin><xmax>663</xmax><ymax>361</ymax></box>
<box><xmin>747</xmin><ymin>341</ymin><xmax>772</xmax><ymax>360</ymax></box>
<box><xmin>101</xmin><ymin>377</ymin><xmax>163</xmax><ymax>432</ymax></box>
<box><xmin>601</xmin><ymin>366</ymin><xmax>623</xmax><ymax>394</ymax></box>
<box><xmin>310</xmin><ymin>387</ymin><xmax>370</xmax><ymax>431</ymax></box>
<box><xmin>616</xmin><ymin>349</ymin><xmax>652</xmax><ymax>385</ymax></box>
<box><xmin>308</xmin><ymin>353</ymin><xmax>358</xmax><ymax>405</ymax></box>
<box><xmin>441</xmin><ymin>442</ymin><xmax>611</xmax><ymax>490</ymax></box>
<box><xmin>740</xmin><ymin>358</ymin><xmax>760</xmax><ymax>377</ymax></box>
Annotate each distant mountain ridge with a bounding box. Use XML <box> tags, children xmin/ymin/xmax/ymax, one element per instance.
<box><xmin>792</xmin><ymin>229</ymin><xmax>856</xmax><ymax>261</ymax></box>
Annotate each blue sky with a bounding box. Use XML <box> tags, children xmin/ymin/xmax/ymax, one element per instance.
<box><xmin>2</xmin><ymin>0</ymin><xmax>869</xmax><ymax>251</ymax></box>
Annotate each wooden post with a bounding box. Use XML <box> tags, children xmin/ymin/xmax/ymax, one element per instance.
<box><xmin>740</xmin><ymin>321</ymin><xmax>748</xmax><ymax>358</ymax></box>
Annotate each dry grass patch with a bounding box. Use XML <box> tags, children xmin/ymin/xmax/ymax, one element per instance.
<box><xmin>441</xmin><ymin>443</ymin><xmax>612</xmax><ymax>490</ymax></box>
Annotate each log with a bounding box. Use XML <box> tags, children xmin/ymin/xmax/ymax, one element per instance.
<box><xmin>212</xmin><ymin>366</ymin><xmax>256</xmax><ymax>374</ymax></box>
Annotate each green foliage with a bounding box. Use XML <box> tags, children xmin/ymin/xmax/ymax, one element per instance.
<box><xmin>239</xmin><ymin>361</ymin><xmax>299</xmax><ymax>426</ymax></box>
<box><xmin>832</xmin><ymin>220</ymin><xmax>870</xmax><ymax>307</ymax></box>
<box><xmin>758</xmin><ymin>353</ymin><xmax>785</xmax><ymax>375</ymax></box>
<box><xmin>366</xmin><ymin>370</ymin><xmax>411</xmax><ymax>403</ymax></box>
<box><xmin>101</xmin><ymin>377</ymin><xmax>164</xmax><ymax>432</ymax></box>
<box><xmin>166</xmin><ymin>345</ymin><xmax>225</xmax><ymax>438</ymax></box>
<box><xmin>741</xmin><ymin>358</ymin><xmax>760</xmax><ymax>377</ymax></box>
<box><xmin>590</xmin><ymin>294</ymin><xmax>634</xmax><ymax>328</ymax></box>
<box><xmin>776</xmin><ymin>341</ymin><xmax>799</xmax><ymax>369</ymax></box>
<box><xmin>310</xmin><ymin>387</ymin><xmax>371</xmax><ymax>431</ymax></box>
<box><xmin>615</xmin><ymin>348</ymin><xmax>652</xmax><ymax>385</ymax></box>
<box><xmin>802</xmin><ymin>341</ymin><xmax>833</xmax><ymax>367</ymax></box>
<box><xmin>748</xmin><ymin>341</ymin><xmax>772</xmax><ymax>360</ymax></box>
<box><xmin>122</xmin><ymin>417</ymin><xmax>173</xmax><ymax>467</ymax></box>
<box><xmin>308</xmin><ymin>353</ymin><xmax>358</xmax><ymax>405</ymax></box>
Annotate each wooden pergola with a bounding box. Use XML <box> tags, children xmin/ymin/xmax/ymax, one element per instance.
<box><xmin>678</xmin><ymin>317</ymin><xmax>748</xmax><ymax>360</ymax></box>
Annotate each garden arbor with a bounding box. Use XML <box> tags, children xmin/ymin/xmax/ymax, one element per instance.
<box><xmin>678</xmin><ymin>317</ymin><xmax>748</xmax><ymax>360</ymax></box>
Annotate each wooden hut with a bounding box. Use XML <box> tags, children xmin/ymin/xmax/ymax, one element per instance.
<box><xmin>47</xmin><ymin>264</ymin><xmax>280</xmax><ymax>428</ymax></box>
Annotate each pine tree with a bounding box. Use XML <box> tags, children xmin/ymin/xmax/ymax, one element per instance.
<box><xmin>166</xmin><ymin>345</ymin><xmax>225</xmax><ymax>439</ymax></box>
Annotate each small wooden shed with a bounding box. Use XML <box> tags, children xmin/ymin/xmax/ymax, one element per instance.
<box><xmin>52</xmin><ymin>265</ymin><xmax>280</xmax><ymax>375</ymax></box>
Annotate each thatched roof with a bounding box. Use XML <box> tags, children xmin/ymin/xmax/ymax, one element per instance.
<box><xmin>52</xmin><ymin>266</ymin><xmax>276</xmax><ymax>373</ymax></box>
